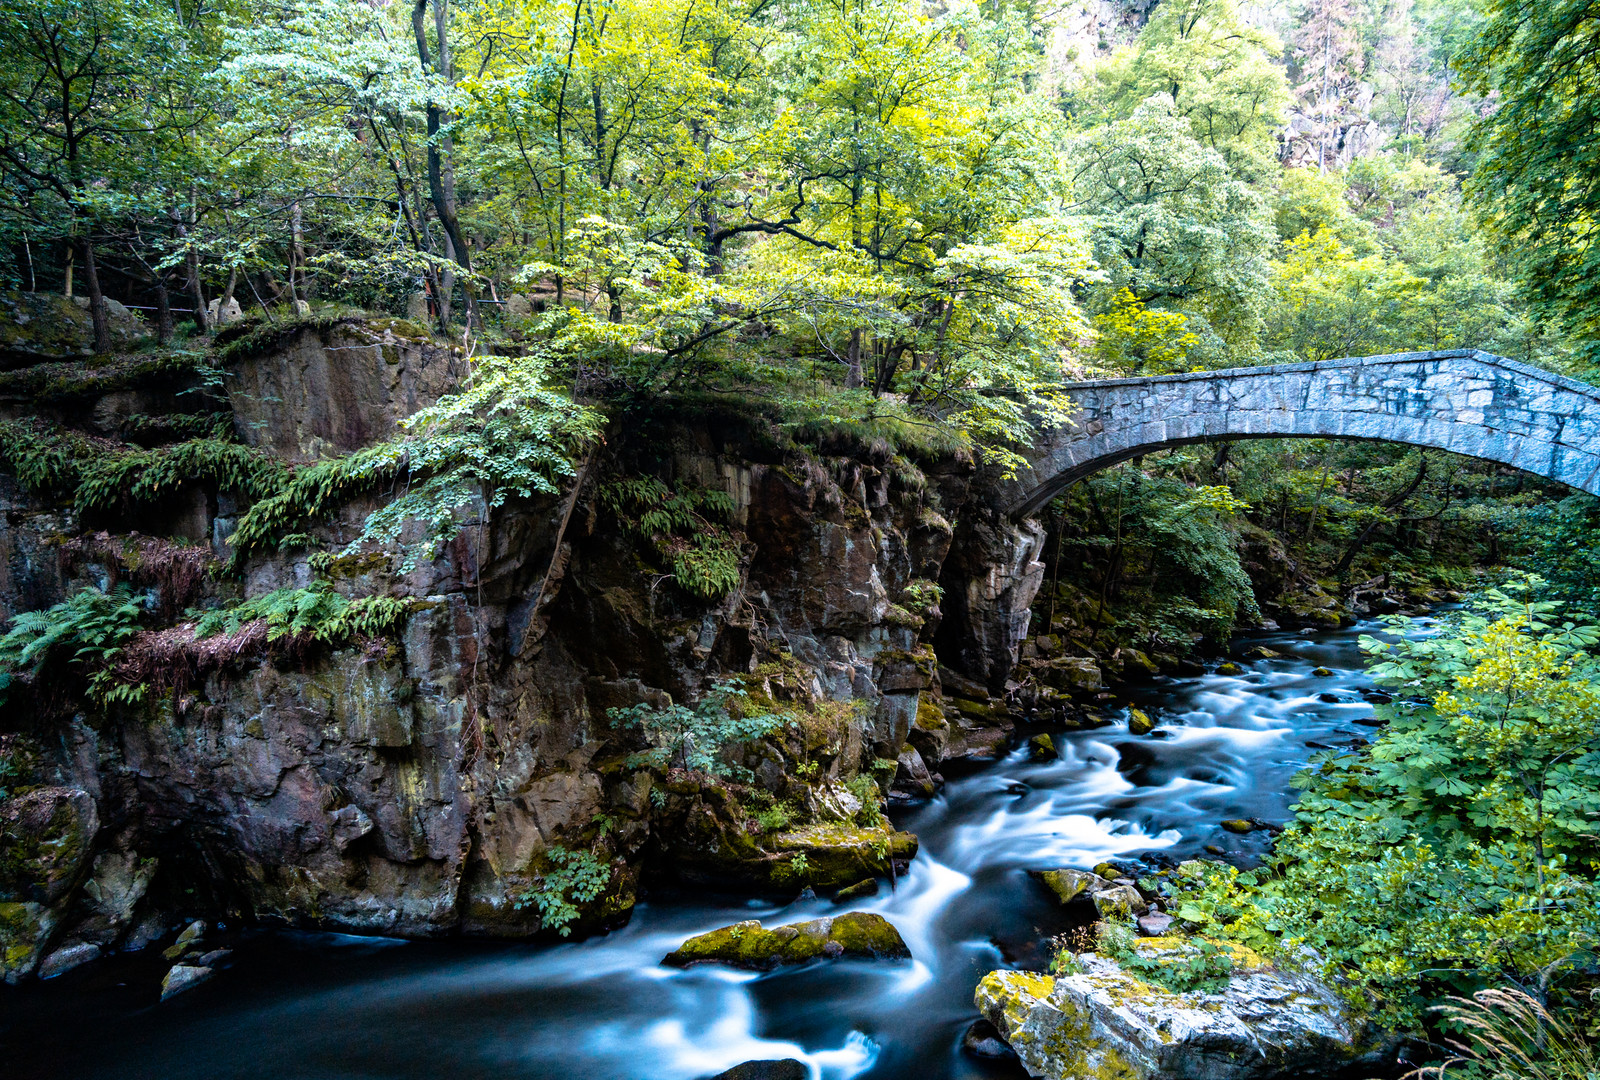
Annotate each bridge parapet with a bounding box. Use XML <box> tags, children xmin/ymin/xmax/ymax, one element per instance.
<box><xmin>1004</xmin><ymin>349</ymin><xmax>1600</xmax><ymax>518</ymax></box>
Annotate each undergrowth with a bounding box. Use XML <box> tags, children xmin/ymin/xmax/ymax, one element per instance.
<box><xmin>192</xmin><ymin>582</ymin><xmax>414</xmax><ymax>644</ymax></box>
<box><xmin>600</xmin><ymin>476</ymin><xmax>743</xmax><ymax>600</ymax></box>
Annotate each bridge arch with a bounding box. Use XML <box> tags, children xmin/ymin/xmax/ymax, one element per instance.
<box><xmin>1004</xmin><ymin>349</ymin><xmax>1600</xmax><ymax>519</ymax></box>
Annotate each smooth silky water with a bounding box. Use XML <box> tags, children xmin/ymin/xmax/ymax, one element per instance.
<box><xmin>2</xmin><ymin>615</ymin><xmax>1433</xmax><ymax>1080</ymax></box>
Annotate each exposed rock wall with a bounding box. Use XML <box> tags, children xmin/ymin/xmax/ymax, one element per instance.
<box><xmin>0</xmin><ymin>321</ymin><xmax>1047</xmax><ymax>978</ymax></box>
<box><xmin>220</xmin><ymin>317</ymin><xmax>465</xmax><ymax>461</ymax></box>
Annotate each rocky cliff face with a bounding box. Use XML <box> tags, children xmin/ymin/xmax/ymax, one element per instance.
<box><xmin>0</xmin><ymin>309</ymin><xmax>1047</xmax><ymax>980</ymax></box>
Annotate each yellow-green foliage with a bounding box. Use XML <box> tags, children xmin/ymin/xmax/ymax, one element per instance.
<box><xmin>193</xmin><ymin>582</ymin><xmax>414</xmax><ymax>644</ymax></box>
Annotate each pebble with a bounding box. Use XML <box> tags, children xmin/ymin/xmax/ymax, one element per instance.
<box><xmin>962</xmin><ymin>1019</ymin><xmax>1017</xmax><ymax>1060</ymax></box>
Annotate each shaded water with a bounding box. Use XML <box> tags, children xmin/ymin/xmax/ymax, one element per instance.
<box><xmin>2</xmin><ymin>616</ymin><xmax>1426</xmax><ymax>1080</ymax></box>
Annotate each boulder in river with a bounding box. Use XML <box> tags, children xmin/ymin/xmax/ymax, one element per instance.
<box><xmin>974</xmin><ymin>947</ymin><xmax>1393</xmax><ymax>1080</ymax></box>
<box><xmin>664</xmin><ymin>911</ymin><xmax>910</xmax><ymax>970</ymax></box>
<box><xmin>706</xmin><ymin>1060</ymin><xmax>809</xmax><ymax>1080</ymax></box>
<box><xmin>1032</xmin><ymin>868</ymin><xmax>1109</xmax><ymax>906</ymax></box>
<box><xmin>160</xmin><ymin>963</ymin><xmax>214</xmax><ymax>1001</ymax></box>
<box><xmin>1090</xmin><ymin>883</ymin><xmax>1148</xmax><ymax>919</ymax></box>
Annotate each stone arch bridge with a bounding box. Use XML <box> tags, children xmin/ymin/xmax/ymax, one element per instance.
<box><xmin>1004</xmin><ymin>349</ymin><xmax>1600</xmax><ymax>518</ymax></box>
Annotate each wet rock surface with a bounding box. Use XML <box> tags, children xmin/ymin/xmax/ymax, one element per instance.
<box><xmin>976</xmin><ymin>949</ymin><xmax>1393</xmax><ymax>1080</ymax></box>
<box><xmin>663</xmin><ymin>911</ymin><xmax>911</xmax><ymax>969</ymax></box>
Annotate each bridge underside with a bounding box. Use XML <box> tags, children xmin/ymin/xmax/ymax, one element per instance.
<box><xmin>1006</xmin><ymin>351</ymin><xmax>1600</xmax><ymax>519</ymax></box>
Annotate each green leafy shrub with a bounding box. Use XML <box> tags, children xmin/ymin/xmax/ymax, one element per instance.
<box><xmin>846</xmin><ymin>774</ymin><xmax>884</xmax><ymax>827</ymax></box>
<box><xmin>1097</xmin><ymin>923</ymin><xmax>1237</xmax><ymax>994</ymax></box>
<box><xmin>755</xmin><ymin>805</ymin><xmax>793</xmax><ymax>833</ymax></box>
<box><xmin>1181</xmin><ymin>577</ymin><xmax>1600</xmax><ymax>1029</ymax></box>
<box><xmin>608</xmin><ymin>679</ymin><xmax>782</xmax><ymax>780</ymax></box>
<box><xmin>512</xmin><ymin>845</ymin><xmax>613</xmax><ymax>937</ymax></box>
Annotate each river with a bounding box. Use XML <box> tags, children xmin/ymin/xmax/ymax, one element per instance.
<box><xmin>3</xmin><ymin>615</ymin><xmax>1423</xmax><ymax>1080</ymax></box>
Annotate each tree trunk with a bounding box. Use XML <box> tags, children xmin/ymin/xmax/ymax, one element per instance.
<box><xmin>154</xmin><ymin>276</ymin><xmax>173</xmax><ymax>343</ymax></box>
<box><xmin>846</xmin><ymin>327</ymin><xmax>863</xmax><ymax>388</ymax></box>
<box><xmin>414</xmin><ymin>0</ymin><xmax>477</xmax><ymax>332</ymax></box>
<box><xmin>81</xmin><ymin>237</ymin><xmax>110</xmax><ymax>354</ymax></box>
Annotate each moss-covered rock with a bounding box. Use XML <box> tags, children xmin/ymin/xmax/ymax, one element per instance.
<box><xmin>0</xmin><ymin>787</ymin><xmax>98</xmax><ymax>906</ymax></box>
<box><xmin>1127</xmin><ymin>708</ymin><xmax>1155</xmax><ymax>736</ymax></box>
<box><xmin>1029</xmin><ymin>733</ymin><xmax>1058</xmax><ymax>760</ymax></box>
<box><xmin>663</xmin><ymin>910</ymin><xmax>910</xmax><ymax>970</ymax></box>
<box><xmin>1032</xmin><ymin>868</ymin><xmax>1109</xmax><ymax>906</ymax></box>
<box><xmin>975</xmin><ymin>948</ymin><xmax>1395</xmax><ymax>1080</ymax></box>
<box><xmin>0</xmin><ymin>292</ymin><xmax>148</xmax><ymax>363</ymax></box>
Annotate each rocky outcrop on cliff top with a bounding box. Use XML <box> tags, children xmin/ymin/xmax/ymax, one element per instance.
<box><xmin>0</xmin><ymin>291</ymin><xmax>148</xmax><ymax>363</ymax></box>
<box><xmin>975</xmin><ymin>949</ymin><xmax>1395</xmax><ymax>1080</ymax></box>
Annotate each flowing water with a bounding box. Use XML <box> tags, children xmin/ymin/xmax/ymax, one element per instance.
<box><xmin>3</xmin><ymin>616</ymin><xmax>1429</xmax><ymax>1080</ymax></box>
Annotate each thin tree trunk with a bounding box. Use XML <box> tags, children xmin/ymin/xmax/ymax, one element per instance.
<box><xmin>154</xmin><ymin>276</ymin><xmax>173</xmax><ymax>343</ymax></box>
<box><xmin>81</xmin><ymin>237</ymin><xmax>110</xmax><ymax>354</ymax></box>
<box><xmin>414</xmin><ymin>0</ymin><xmax>477</xmax><ymax>332</ymax></box>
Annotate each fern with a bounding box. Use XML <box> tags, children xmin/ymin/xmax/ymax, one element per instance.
<box><xmin>0</xmin><ymin>419</ymin><xmax>96</xmax><ymax>497</ymax></box>
<box><xmin>227</xmin><ymin>350</ymin><xmax>601</xmax><ymax>571</ymax></box>
<box><xmin>600</xmin><ymin>476</ymin><xmax>743</xmax><ymax>600</ymax></box>
<box><xmin>76</xmin><ymin>438</ymin><xmax>285</xmax><ymax>516</ymax></box>
<box><xmin>0</xmin><ymin>586</ymin><xmax>147</xmax><ymax>705</ymax></box>
<box><xmin>193</xmin><ymin>582</ymin><xmax>413</xmax><ymax>644</ymax></box>
<box><xmin>226</xmin><ymin>444</ymin><xmax>408</xmax><ymax>563</ymax></box>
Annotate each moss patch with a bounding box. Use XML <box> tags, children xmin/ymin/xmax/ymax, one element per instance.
<box><xmin>663</xmin><ymin>911</ymin><xmax>910</xmax><ymax>970</ymax></box>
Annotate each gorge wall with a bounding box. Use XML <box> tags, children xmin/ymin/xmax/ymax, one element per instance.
<box><xmin>0</xmin><ymin>308</ymin><xmax>1053</xmax><ymax>981</ymax></box>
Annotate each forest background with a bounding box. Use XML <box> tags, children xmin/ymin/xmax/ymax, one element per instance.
<box><xmin>3</xmin><ymin>0</ymin><xmax>1596</xmax><ymax>647</ymax></box>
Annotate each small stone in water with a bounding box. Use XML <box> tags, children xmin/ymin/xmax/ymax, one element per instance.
<box><xmin>1312</xmin><ymin>666</ymin><xmax>1335</xmax><ymax>677</ymax></box>
<box><xmin>962</xmin><ymin>1018</ymin><xmax>1017</xmax><ymax>1060</ymax></box>
<box><xmin>160</xmin><ymin>964</ymin><xmax>214</xmax><ymax>1001</ymax></box>
<box><xmin>1028</xmin><ymin>733</ymin><xmax>1058</xmax><ymax>759</ymax></box>
<box><xmin>1221</xmin><ymin>819</ymin><xmax>1254</xmax><ymax>834</ymax></box>
<box><xmin>1317</xmin><ymin>692</ymin><xmax>1343</xmax><ymax>703</ymax></box>
<box><xmin>834</xmin><ymin>878</ymin><xmax>878</xmax><ymax>903</ymax></box>
<box><xmin>1127</xmin><ymin>707</ymin><xmax>1155</xmax><ymax>735</ymax></box>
